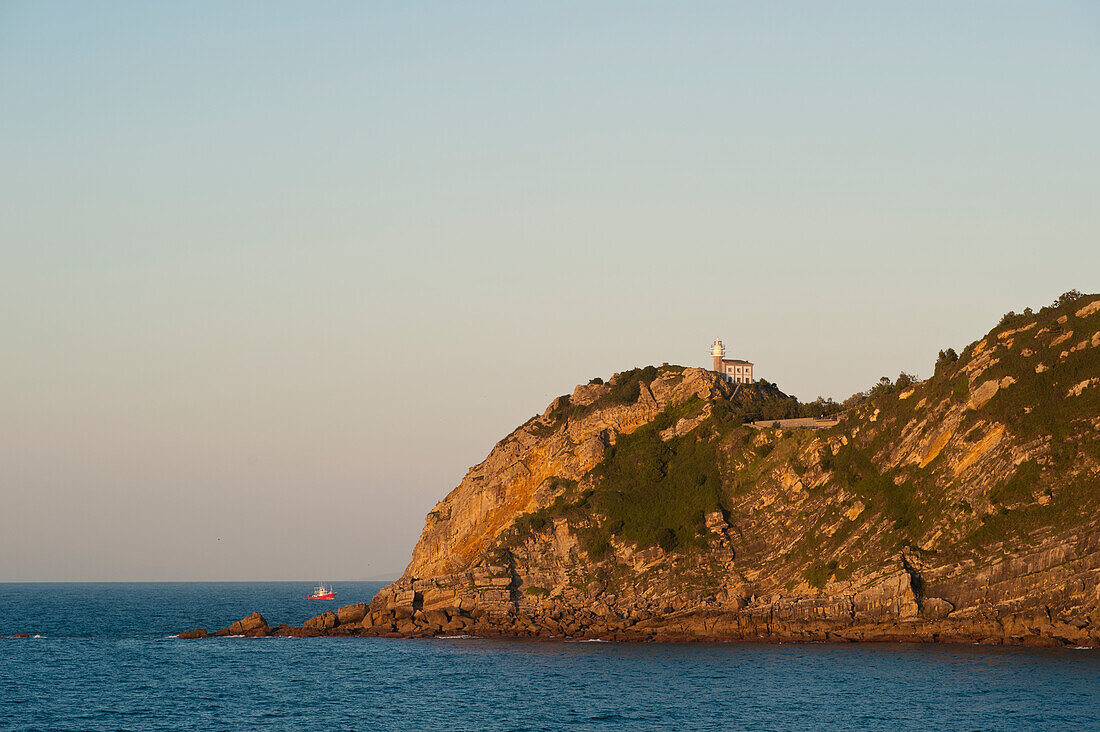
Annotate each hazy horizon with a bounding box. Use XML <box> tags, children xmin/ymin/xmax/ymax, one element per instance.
<box><xmin>2</xmin><ymin>1</ymin><xmax>1098</xmax><ymax>581</ymax></box>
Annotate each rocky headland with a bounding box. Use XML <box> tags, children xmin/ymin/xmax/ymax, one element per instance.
<box><xmin>183</xmin><ymin>292</ymin><xmax>1100</xmax><ymax>647</ymax></box>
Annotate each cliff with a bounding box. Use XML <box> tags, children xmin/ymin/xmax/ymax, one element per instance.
<box><xmin>357</xmin><ymin>292</ymin><xmax>1100</xmax><ymax>646</ymax></box>
<box><xmin>184</xmin><ymin>292</ymin><xmax>1100</xmax><ymax>645</ymax></box>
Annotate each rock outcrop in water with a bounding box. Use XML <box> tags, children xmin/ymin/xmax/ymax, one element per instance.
<box><xmin>184</xmin><ymin>292</ymin><xmax>1100</xmax><ymax>646</ymax></box>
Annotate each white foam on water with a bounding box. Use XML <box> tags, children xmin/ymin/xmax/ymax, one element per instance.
<box><xmin>436</xmin><ymin>635</ymin><xmax>477</xmax><ymax>639</ymax></box>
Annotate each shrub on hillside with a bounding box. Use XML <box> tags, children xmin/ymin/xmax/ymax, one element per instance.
<box><xmin>935</xmin><ymin>348</ymin><xmax>959</xmax><ymax>375</ymax></box>
<box><xmin>1051</xmin><ymin>289</ymin><xmax>1083</xmax><ymax>309</ymax></box>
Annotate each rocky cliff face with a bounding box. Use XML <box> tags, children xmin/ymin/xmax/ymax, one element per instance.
<box><xmin>188</xmin><ymin>294</ymin><xmax>1099</xmax><ymax>646</ymax></box>
<box><xmin>402</xmin><ymin>367</ymin><xmax>739</xmax><ymax>579</ymax></box>
<box><xmin>359</xmin><ymin>294</ymin><xmax>1100</xmax><ymax>646</ymax></box>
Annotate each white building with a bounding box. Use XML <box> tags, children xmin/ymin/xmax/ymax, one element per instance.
<box><xmin>710</xmin><ymin>338</ymin><xmax>754</xmax><ymax>384</ymax></box>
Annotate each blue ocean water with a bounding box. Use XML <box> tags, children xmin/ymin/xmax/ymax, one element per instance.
<box><xmin>1</xmin><ymin>583</ymin><xmax>1098</xmax><ymax>731</ymax></box>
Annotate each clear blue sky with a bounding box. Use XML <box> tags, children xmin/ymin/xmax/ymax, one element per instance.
<box><xmin>2</xmin><ymin>1</ymin><xmax>1097</xmax><ymax>580</ymax></box>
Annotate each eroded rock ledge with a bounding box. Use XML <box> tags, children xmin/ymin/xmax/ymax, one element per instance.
<box><xmin>181</xmin><ymin>564</ymin><xmax>1098</xmax><ymax>646</ymax></box>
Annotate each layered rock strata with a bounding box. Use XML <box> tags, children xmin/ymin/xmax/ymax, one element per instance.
<box><xmin>182</xmin><ymin>294</ymin><xmax>1100</xmax><ymax>647</ymax></box>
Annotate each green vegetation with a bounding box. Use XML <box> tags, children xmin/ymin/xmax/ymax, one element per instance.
<box><xmin>585</xmin><ymin>532</ymin><xmax>613</xmax><ymax>559</ymax></box>
<box><xmin>735</xmin><ymin>382</ymin><xmax>808</xmax><ymax>422</ymax></box>
<box><xmin>829</xmin><ymin>442</ymin><xmax>922</xmax><ymax>535</ymax></box>
<box><xmin>539</xmin><ymin>366</ymin><xmax>667</xmax><ymax>429</ymax></box>
<box><xmin>935</xmin><ymin>348</ymin><xmax>959</xmax><ymax>375</ymax></box>
<box><xmin>866</xmin><ymin>372</ymin><xmax>919</xmax><ymax>399</ymax></box>
<box><xmin>605</xmin><ymin>366</ymin><xmax>659</xmax><ymax>406</ymax></box>
<box><xmin>964</xmin><ymin>468</ymin><xmax>1096</xmax><ymax>552</ymax></box>
<box><xmin>840</xmin><ymin>290</ymin><xmax>1099</xmax><ymax>557</ymax></box>
<box><xmin>805</xmin><ymin>560</ymin><xmax>839</xmax><ymax>589</ymax></box>
<box><xmin>583</xmin><ymin>397</ymin><xmax>730</xmax><ymax>553</ymax></box>
<box><xmin>539</xmin><ymin>394</ymin><xmax>582</xmax><ymax>430</ymax></box>
<box><xmin>952</xmin><ymin>376</ymin><xmax>969</xmax><ymax>401</ymax></box>
<box><xmin>572</xmin><ymin>389</ymin><xmax>826</xmax><ymax>556</ymax></box>
<box><xmin>988</xmin><ymin>460</ymin><xmax>1041</xmax><ymax>505</ymax></box>
<box><xmin>976</xmin><ymin>291</ymin><xmax>1099</xmax><ymax>460</ymax></box>
<box><xmin>1052</xmin><ymin>289</ymin><xmax>1085</xmax><ymax>308</ymax></box>
<box><xmin>996</xmin><ymin>289</ymin><xmax>1088</xmax><ymax>331</ymax></box>
<box><xmin>840</xmin><ymin>371</ymin><xmax>920</xmax><ymax>411</ymax></box>
<box><xmin>499</xmin><ymin>394</ymin><xmax>791</xmax><ymax>557</ymax></box>
<box><xmin>797</xmin><ymin>397</ymin><xmax>843</xmax><ymax>419</ymax></box>
<box><xmin>524</xmin><ymin>586</ymin><xmax>550</xmax><ymax>597</ymax></box>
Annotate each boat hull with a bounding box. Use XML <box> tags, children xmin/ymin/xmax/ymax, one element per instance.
<box><xmin>307</xmin><ymin>593</ymin><xmax>336</xmax><ymax>600</ymax></box>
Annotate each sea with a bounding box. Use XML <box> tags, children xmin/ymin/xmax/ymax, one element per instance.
<box><xmin>2</xmin><ymin>582</ymin><xmax>1098</xmax><ymax>731</ymax></box>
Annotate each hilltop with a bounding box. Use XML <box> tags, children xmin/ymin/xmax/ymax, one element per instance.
<box><xmin>184</xmin><ymin>291</ymin><xmax>1100</xmax><ymax>645</ymax></box>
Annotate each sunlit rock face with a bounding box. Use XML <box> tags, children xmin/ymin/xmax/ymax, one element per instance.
<box><xmin>359</xmin><ymin>294</ymin><xmax>1100</xmax><ymax>645</ymax></box>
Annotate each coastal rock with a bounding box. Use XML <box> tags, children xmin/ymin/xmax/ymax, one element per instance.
<box><xmin>304</xmin><ymin>610</ymin><xmax>338</xmax><ymax>630</ymax></box>
<box><xmin>271</xmin><ymin>625</ymin><xmax>322</xmax><ymax>638</ymax></box>
<box><xmin>920</xmin><ymin>598</ymin><xmax>955</xmax><ymax>620</ymax></box>
<box><xmin>337</xmin><ymin>603</ymin><xmax>367</xmax><ymax>625</ymax></box>
<box><xmin>421</xmin><ymin>608</ymin><xmax>451</xmax><ymax>627</ymax></box>
<box><xmin>228</xmin><ymin>612</ymin><xmax>268</xmax><ymax>635</ymax></box>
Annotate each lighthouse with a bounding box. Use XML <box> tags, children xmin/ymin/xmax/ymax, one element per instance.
<box><xmin>710</xmin><ymin>338</ymin><xmax>754</xmax><ymax>384</ymax></box>
<box><xmin>711</xmin><ymin>338</ymin><xmax>725</xmax><ymax>373</ymax></box>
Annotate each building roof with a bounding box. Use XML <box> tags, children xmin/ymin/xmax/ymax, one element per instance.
<box><xmin>721</xmin><ymin>358</ymin><xmax>753</xmax><ymax>365</ymax></box>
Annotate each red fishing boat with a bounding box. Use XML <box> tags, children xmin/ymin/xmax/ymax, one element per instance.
<box><xmin>307</xmin><ymin>583</ymin><xmax>336</xmax><ymax>600</ymax></box>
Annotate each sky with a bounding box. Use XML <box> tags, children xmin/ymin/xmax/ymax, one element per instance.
<box><xmin>1</xmin><ymin>1</ymin><xmax>1098</xmax><ymax>581</ymax></box>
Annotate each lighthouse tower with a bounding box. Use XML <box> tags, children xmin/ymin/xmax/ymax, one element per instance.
<box><xmin>710</xmin><ymin>338</ymin><xmax>725</xmax><ymax>373</ymax></box>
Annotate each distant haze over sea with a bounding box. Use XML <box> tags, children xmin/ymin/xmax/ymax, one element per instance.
<box><xmin>1</xmin><ymin>2</ymin><xmax>1097</xmax><ymax>581</ymax></box>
